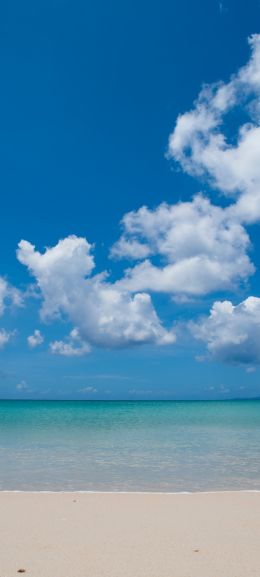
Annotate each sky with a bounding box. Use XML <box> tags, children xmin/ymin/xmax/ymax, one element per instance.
<box><xmin>1</xmin><ymin>0</ymin><xmax>260</xmax><ymax>400</ymax></box>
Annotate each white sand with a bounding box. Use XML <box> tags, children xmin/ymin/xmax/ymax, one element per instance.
<box><xmin>0</xmin><ymin>491</ymin><xmax>260</xmax><ymax>576</ymax></box>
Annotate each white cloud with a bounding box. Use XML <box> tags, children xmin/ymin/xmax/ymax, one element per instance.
<box><xmin>168</xmin><ymin>34</ymin><xmax>260</xmax><ymax>224</ymax></box>
<box><xmin>0</xmin><ymin>329</ymin><xmax>13</xmax><ymax>349</ymax></box>
<box><xmin>17</xmin><ymin>236</ymin><xmax>95</xmax><ymax>319</ymax></box>
<box><xmin>27</xmin><ymin>329</ymin><xmax>44</xmax><ymax>348</ymax></box>
<box><xmin>50</xmin><ymin>327</ymin><xmax>91</xmax><ymax>357</ymax></box>
<box><xmin>50</xmin><ymin>340</ymin><xmax>90</xmax><ymax>357</ymax></box>
<box><xmin>112</xmin><ymin>195</ymin><xmax>254</xmax><ymax>296</ymax></box>
<box><xmin>111</xmin><ymin>236</ymin><xmax>151</xmax><ymax>260</ymax></box>
<box><xmin>17</xmin><ymin>235</ymin><xmax>175</xmax><ymax>349</ymax></box>
<box><xmin>190</xmin><ymin>296</ymin><xmax>260</xmax><ymax>365</ymax></box>
<box><xmin>0</xmin><ymin>277</ymin><xmax>22</xmax><ymax>316</ymax></box>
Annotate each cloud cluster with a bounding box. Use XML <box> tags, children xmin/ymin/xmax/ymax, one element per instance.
<box><xmin>112</xmin><ymin>195</ymin><xmax>254</xmax><ymax>296</ymax></box>
<box><xmin>109</xmin><ymin>34</ymin><xmax>260</xmax><ymax>365</ymax></box>
<box><xmin>11</xmin><ymin>35</ymin><xmax>260</xmax><ymax>366</ymax></box>
<box><xmin>168</xmin><ymin>34</ymin><xmax>260</xmax><ymax>224</ymax></box>
<box><xmin>191</xmin><ymin>297</ymin><xmax>260</xmax><ymax>365</ymax></box>
<box><xmin>112</xmin><ymin>38</ymin><xmax>260</xmax><ymax>301</ymax></box>
<box><xmin>17</xmin><ymin>236</ymin><xmax>175</xmax><ymax>351</ymax></box>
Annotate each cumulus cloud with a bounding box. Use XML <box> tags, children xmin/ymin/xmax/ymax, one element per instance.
<box><xmin>190</xmin><ymin>296</ymin><xmax>260</xmax><ymax>365</ymax></box>
<box><xmin>168</xmin><ymin>34</ymin><xmax>260</xmax><ymax>223</ymax></box>
<box><xmin>112</xmin><ymin>195</ymin><xmax>254</xmax><ymax>296</ymax></box>
<box><xmin>17</xmin><ymin>236</ymin><xmax>175</xmax><ymax>349</ymax></box>
<box><xmin>17</xmin><ymin>236</ymin><xmax>95</xmax><ymax>319</ymax></box>
<box><xmin>27</xmin><ymin>329</ymin><xmax>44</xmax><ymax>348</ymax></box>
<box><xmin>0</xmin><ymin>277</ymin><xmax>22</xmax><ymax>316</ymax></box>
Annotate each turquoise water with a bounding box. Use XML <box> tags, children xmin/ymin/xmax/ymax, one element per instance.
<box><xmin>0</xmin><ymin>400</ymin><xmax>260</xmax><ymax>491</ymax></box>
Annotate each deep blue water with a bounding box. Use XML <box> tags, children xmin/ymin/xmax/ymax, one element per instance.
<box><xmin>0</xmin><ymin>400</ymin><xmax>260</xmax><ymax>491</ymax></box>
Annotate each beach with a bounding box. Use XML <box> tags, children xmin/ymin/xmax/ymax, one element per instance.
<box><xmin>1</xmin><ymin>491</ymin><xmax>260</xmax><ymax>577</ymax></box>
<box><xmin>1</xmin><ymin>402</ymin><xmax>260</xmax><ymax>576</ymax></box>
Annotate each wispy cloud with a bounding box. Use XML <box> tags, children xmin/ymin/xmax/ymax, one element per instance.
<box><xmin>79</xmin><ymin>386</ymin><xmax>98</xmax><ymax>394</ymax></box>
<box><xmin>0</xmin><ymin>329</ymin><xmax>15</xmax><ymax>349</ymax></box>
<box><xmin>16</xmin><ymin>380</ymin><xmax>29</xmax><ymax>391</ymax></box>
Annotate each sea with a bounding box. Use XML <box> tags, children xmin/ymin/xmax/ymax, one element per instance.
<box><xmin>0</xmin><ymin>399</ymin><xmax>260</xmax><ymax>492</ymax></box>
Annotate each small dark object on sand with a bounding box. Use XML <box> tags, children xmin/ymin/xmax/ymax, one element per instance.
<box><xmin>73</xmin><ymin>499</ymin><xmax>77</xmax><ymax>502</ymax></box>
<box><xmin>193</xmin><ymin>549</ymin><xmax>199</xmax><ymax>553</ymax></box>
<box><xmin>17</xmin><ymin>569</ymin><xmax>26</xmax><ymax>573</ymax></box>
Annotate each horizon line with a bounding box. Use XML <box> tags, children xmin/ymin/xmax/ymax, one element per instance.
<box><xmin>0</xmin><ymin>397</ymin><xmax>259</xmax><ymax>402</ymax></box>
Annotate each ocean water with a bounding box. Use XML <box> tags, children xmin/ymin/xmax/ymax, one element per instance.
<box><xmin>0</xmin><ymin>399</ymin><xmax>260</xmax><ymax>492</ymax></box>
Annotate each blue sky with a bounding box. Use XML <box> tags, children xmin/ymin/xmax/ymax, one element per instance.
<box><xmin>1</xmin><ymin>0</ymin><xmax>260</xmax><ymax>399</ymax></box>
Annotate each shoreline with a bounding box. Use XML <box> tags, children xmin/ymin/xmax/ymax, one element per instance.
<box><xmin>0</xmin><ymin>488</ymin><xmax>260</xmax><ymax>493</ymax></box>
<box><xmin>1</xmin><ymin>491</ymin><xmax>260</xmax><ymax>576</ymax></box>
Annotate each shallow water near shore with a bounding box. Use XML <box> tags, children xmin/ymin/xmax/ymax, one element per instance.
<box><xmin>0</xmin><ymin>399</ymin><xmax>260</xmax><ymax>491</ymax></box>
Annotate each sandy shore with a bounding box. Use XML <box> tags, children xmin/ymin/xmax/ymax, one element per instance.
<box><xmin>0</xmin><ymin>491</ymin><xmax>260</xmax><ymax>576</ymax></box>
